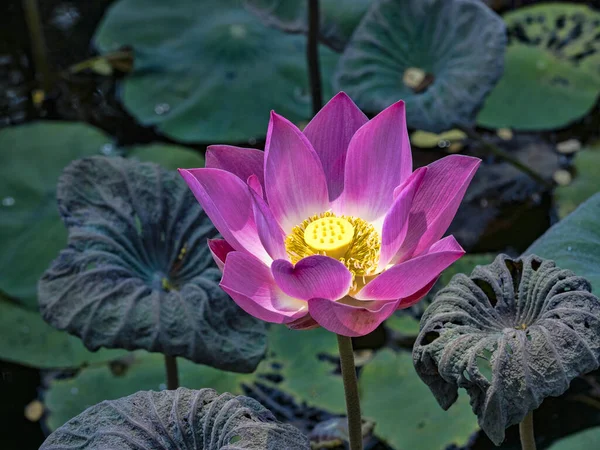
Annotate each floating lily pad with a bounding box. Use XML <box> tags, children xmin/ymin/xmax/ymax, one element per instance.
<box><xmin>41</xmin><ymin>387</ymin><xmax>310</xmax><ymax>449</ymax></box>
<box><xmin>38</xmin><ymin>156</ymin><xmax>266</xmax><ymax>371</ymax></box>
<box><xmin>94</xmin><ymin>0</ymin><xmax>338</xmax><ymax>143</ymax></box>
<box><xmin>555</xmin><ymin>146</ymin><xmax>600</xmax><ymax>218</ymax></box>
<box><xmin>410</xmin><ymin>129</ymin><xmax>467</xmax><ymax>149</ymax></box>
<box><xmin>361</xmin><ymin>350</ymin><xmax>479</xmax><ymax>449</ymax></box>
<box><xmin>334</xmin><ymin>0</ymin><xmax>506</xmax><ymax>132</ymax></box>
<box><xmin>126</xmin><ymin>142</ymin><xmax>204</xmax><ymax>170</ymax></box>
<box><xmin>414</xmin><ymin>254</ymin><xmax>600</xmax><ymax>445</ymax></box>
<box><xmin>527</xmin><ymin>192</ymin><xmax>600</xmax><ymax>297</ymax></box>
<box><xmin>44</xmin><ymin>326</ymin><xmax>344</xmax><ymax>431</ymax></box>
<box><xmin>0</xmin><ymin>122</ymin><xmax>111</xmax><ymax>309</ymax></box>
<box><xmin>478</xmin><ymin>4</ymin><xmax>600</xmax><ymax>130</ymax></box>
<box><xmin>549</xmin><ymin>426</ymin><xmax>600</xmax><ymax>450</ymax></box>
<box><xmin>244</xmin><ymin>0</ymin><xmax>370</xmax><ymax>51</ymax></box>
<box><xmin>0</xmin><ymin>294</ymin><xmax>126</xmax><ymax>369</ymax></box>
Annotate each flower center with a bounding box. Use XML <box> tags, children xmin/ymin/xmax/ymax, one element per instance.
<box><xmin>285</xmin><ymin>211</ymin><xmax>381</xmax><ymax>291</ymax></box>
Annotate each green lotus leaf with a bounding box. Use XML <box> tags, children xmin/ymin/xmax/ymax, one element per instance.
<box><xmin>413</xmin><ymin>254</ymin><xmax>600</xmax><ymax>445</ymax></box>
<box><xmin>555</xmin><ymin>146</ymin><xmax>600</xmax><ymax>219</ymax></box>
<box><xmin>361</xmin><ymin>350</ymin><xmax>479</xmax><ymax>449</ymax></box>
<box><xmin>38</xmin><ymin>156</ymin><xmax>267</xmax><ymax>371</ymax></box>
<box><xmin>127</xmin><ymin>142</ymin><xmax>205</xmax><ymax>170</ymax></box>
<box><xmin>527</xmin><ymin>192</ymin><xmax>600</xmax><ymax>297</ymax></box>
<box><xmin>478</xmin><ymin>4</ymin><xmax>600</xmax><ymax>130</ymax></box>
<box><xmin>44</xmin><ymin>326</ymin><xmax>344</xmax><ymax>431</ymax></box>
<box><xmin>94</xmin><ymin>0</ymin><xmax>338</xmax><ymax>143</ymax></box>
<box><xmin>549</xmin><ymin>426</ymin><xmax>600</xmax><ymax>450</ymax></box>
<box><xmin>41</xmin><ymin>387</ymin><xmax>309</xmax><ymax>449</ymax></box>
<box><xmin>334</xmin><ymin>0</ymin><xmax>506</xmax><ymax>132</ymax></box>
<box><xmin>0</xmin><ymin>122</ymin><xmax>112</xmax><ymax>309</ymax></box>
<box><xmin>243</xmin><ymin>0</ymin><xmax>370</xmax><ymax>51</ymax></box>
<box><xmin>0</xmin><ymin>294</ymin><xmax>126</xmax><ymax>368</ymax></box>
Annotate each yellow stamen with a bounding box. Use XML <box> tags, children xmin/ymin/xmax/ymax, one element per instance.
<box><xmin>285</xmin><ymin>211</ymin><xmax>380</xmax><ymax>293</ymax></box>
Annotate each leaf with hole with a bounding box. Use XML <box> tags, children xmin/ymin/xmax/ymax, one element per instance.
<box><xmin>38</xmin><ymin>156</ymin><xmax>267</xmax><ymax>371</ymax></box>
<box><xmin>94</xmin><ymin>0</ymin><xmax>338</xmax><ymax>143</ymax></box>
<box><xmin>413</xmin><ymin>254</ymin><xmax>600</xmax><ymax>445</ymax></box>
<box><xmin>41</xmin><ymin>387</ymin><xmax>310</xmax><ymax>449</ymax></box>
<box><xmin>478</xmin><ymin>4</ymin><xmax>600</xmax><ymax>130</ymax></box>
<box><xmin>334</xmin><ymin>0</ymin><xmax>506</xmax><ymax>132</ymax></box>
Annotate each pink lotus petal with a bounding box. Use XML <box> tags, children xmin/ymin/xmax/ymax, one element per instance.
<box><xmin>207</xmin><ymin>239</ymin><xmax>234</xmax><ymax>271</ymax></box>
<box><xmin>264</xmin><ymin>112</ymin><xmax>330</xmax><ymax>233</ymax></box>
<box><xmin>179</xmin><ymin>168</ymin><xmax>270</xmax><ymax>263</ymax></box>
<box><xmin>396</xmin><ymin>277</ymin><xmax>438</xmax><ymax>310</ymax></box>
<box><xmin>206</xmin><ymin>145</ymin><xmax>264</xmax><ymax>189</ymax></box>
<box><xmin>395</xmin><ymin>155</ymin><xmax>480</xmax><ymax>261</ymax></box>
<box><xmin>271</xmin><ymin>255</ymin><xmax>352</xmax><ymax>300</ymax></box>
<box><xmin>248</xmin><ymin>183</ymin><xmax>288</xmax><ymax>261</ymax></box>
<box><xmin>303</xmin><ymin>92</ymin><xmax>368</xmax><ymax>203</ymax></box>
<box><xmin>286</xmin><ymin>314</ymin><xmax>320</xmax><ymax>331</ymax></box>
<box><xmin>221</xmin><ymin>251</ymin><xmax>307</xmax><ymax>324</ymax></box>
<box><xmin>307</xmin><ymin>297</ymin><xmax>399</xmax><ymax>337</ymax></box>
<box><xmin>378</xmin><ymin>167</ymin><xmax>427</xmax><ymax>270</ymax></box>
<box><xmin>355</xmin><ymin>235</ymin><xmax>465</xmax><ymax>301</ymax></box>
<box><xmin>339</xmin><ymin>101</ymin><xmax>412</xmax><ymax>221</ymax></box>
<box><xmin>247</xmin><ymin>174</ymin><xmax>263</xmax><ymax>198</ymax></box>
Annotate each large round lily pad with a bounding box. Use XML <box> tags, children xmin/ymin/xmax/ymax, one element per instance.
<box><xmin>527</xmin><ymin>192</ymin><xmax>600</xmax><ymax>297</ymax></box>
<box><xmin>334</xmin><ymin>0</ymin><xmax>506</xmax><ymax>132</ymax></box>
<box><xmin>555</xmin><ymin>146</ymin><xmax>600</xmax><ymax>219</ymax></box>
<box><xmin>94</xmin><ymin>0</ymin><xmax>338</xmax><ymax>143</ymax></box>
<box><xmin>38</xmin><ymin>156</ymin><xmax>266</xmax><ymax>371</ymax></box>
<box><xmin>41</xmin><ymin>388</ymin><xmax>310</xmax><ymax>449</ymax></box>
<box><xmin>478</xmin><ymin>4</ymin><xmax>600</xmax><ymax>130</ymax></box>
<box><xmin>44</xmin><ymin>326</ymin><xmax>345</xmax><ymax>431</ymax></box>
<box><xmin>244</xmin><ymin>0</ymin><xmax>370</xmax><ymax>51</ymax></box>
<box><xmin>361</xmin><ymin>350</ymin><xmax>479</xmax><ymax>449</ymax></box>
<box><xmin>0</xmin><ymin>122</ymin><xmax>111</xmax><ymax>310</ymax></box>
<box><xmin>413</xmin><ymin>254</ymin><xmax>600</xmax><ymax>445</ymax></box>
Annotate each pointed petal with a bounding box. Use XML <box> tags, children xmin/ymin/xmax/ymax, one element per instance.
<box><xmin>264</xmin><ymin>112</ymin><xmax>329</xmax><ymax>233</ymax></box>
<box><xmin>220</xmin><ymin>252</ymin><xmax>307</xmax><ymax>324</ymax></box>
<box><xmin>378</xmin><ymin>167</ymin><xmax>427</xmax><ymax>270</ymax></box>
<box><xmin>339</xmin><ymin>100</ymin><xmax>412</xmax><ymax>221</ymax></box>
<box><xmin>206</xmin><ymin>145</ymin><xmax>264</xmax><ymax>188</ymax></box>
<box><xmin>179</xmin><ymin>168</ymin><xmax>270</xmax><ymax>263</ymax></box>
<box><xmin>307</xmin><ymin>297</ymin><xmax>399</xmax><ymax>337</ymax></box>
<box><xmin>396</xmin><ymin>155</ymin><xmax>480</xmax><ymax>261</ymax></box>
<box><xmin>207</xmin><ymin>239</ymin><xmax>234</xmax><ymax>271</ymax></box>
<box><xmin>396</xmin><ymin>276</ymin><xmax>439</xmax><ymax>310</ymax></box>
<box><xmin>355</xmin><ymin>236</ymin><xmax>465</xmax><ymax>300</ymax></box>
<box><xmin>271</xmin><ymin>255</ymin><xmax>352</xmax><ymax>300</ymax></box>
<box><xmin>249</xmin><ymin>184</ymin><xmax>288</xmax><ymax>261</ymax></box>
<box><xmin>247</xmin><ymin>174</ymin><xmax>263</xmax><ymax>198</ymax></box>
<box><xmin>303</xmin><ymin>92</ymin><xmax>368</xmax><ymax>202</ymax></box>
<box><xmin>286</xmin><ymin>314</ymin><xmax>320</xmax><ymax>331</ymax></box>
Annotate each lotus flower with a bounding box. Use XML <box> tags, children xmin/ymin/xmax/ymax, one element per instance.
<box><xmin>179</xmin><ymin>93</ymin><xmax>480</xmax><ymax>337</ymax></box>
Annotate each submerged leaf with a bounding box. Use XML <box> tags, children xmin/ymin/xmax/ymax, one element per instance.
<box><xmin>39</xmin><ymin>157</ymin><xmax>266</xmax><ymax>371</ymax></box>
<box><xmin>335</xmin><ymin>0</ymin><xmax>506</xmax><ymax>132</ymax></box>
<box><xmin>94</xmin><ymin>0</ymin><xmax>338</xmax><ymax>143</ymax></box>
<box><xmin>478</xmin><ymin>4</ymin><xmax>600</xmax><ymax>130</ymax></box>
<box><xmin>413</xmin><ymin>254</ymin><xmax>600</xmax><ymax>445</ymax></box>
<box><xmin>40</xmin><ymin>388</ymin><xmax>310</xmax><ymax>449</ymax></box>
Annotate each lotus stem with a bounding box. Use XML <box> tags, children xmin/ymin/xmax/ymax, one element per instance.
<box><xmin>164</xmin><ymin>355</ymin><xmax>179</xmax><ymax>390</ymax></box>
<box><xmin>458</xmin><ymin>126</ymin><xmax>553</xmax><ymax>189</ymax></box>
<box><xmin>22</xmin><ymin>0</ymin><xmax>53</xmax><ymax>93</ymax></box>
<box><xmin>519</xmin><ymin>411</ymin><xmax>537</xmax><ymax>450</ymax></box>
<box><xmin>337</xmin><ymin>334</ymin><xmax>363</xmax><ymax>450</ymax></box>
<box><xmin>307</xmin><ymin>0</ymin><xmax>323</xmax><ymax>115</ymax></box>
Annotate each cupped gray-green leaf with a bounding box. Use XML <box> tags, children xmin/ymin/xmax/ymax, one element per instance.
<box><xmin>0</xmin><ymin>122</ymin><xmax>112</xmax><ymax>309</ymax></box>
<box><xmin>413</xmin><ymin>254</ymin><xmax>600</xmax><ymax>445</ymax></box>
<box><xmin>361</xmin><ymin>350</ymin><xmax>479</xmax><ymax>450</ymax></box>
<box><xmin>0</xmin><ymin>294</ymin><xmax>126</xmax><ymax>368</ymax></box>
<box><xmin>478</xmin><ymin>4</ymin><xmax>600</xmax><ymax>130</ymax></box>
<box><xmin>527</xmin><ymin>192</ymin><xmax>600</xmax><ymax>297</ymax></box>
<box><xmin>244</xmin><ymin>0</ymin><xmax>370</xmax><ymax>51</ymax></box>
<box><xmin>38</xmin><ymin>156</ymin><xmax>266</xmax><ymax>371</ymax></box>
<box><xmin>334</xmin><ymin>0</ymin><xmax>506</xmax><ymax>132</ymax></box>
<box><xmin>94</xmin><ymin>0</ymin><xmax>338</xmax><ymax>143</ymax></box>
<box><xmin>41</xmin><ymin>387</ymin><xmax>310</xmax><ymax>449</ymax></box>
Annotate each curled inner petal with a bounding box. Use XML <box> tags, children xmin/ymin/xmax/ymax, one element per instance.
<box><xmin>285</xmin><ymin>211</ymin><xmax>380</xmax><ymax>293</ymax></box>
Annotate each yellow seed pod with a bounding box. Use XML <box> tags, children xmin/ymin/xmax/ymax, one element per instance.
<box><xmin>304</xmin><ymin>217</ymin><xmax>355</xmax><ymax>259</ymax></box>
